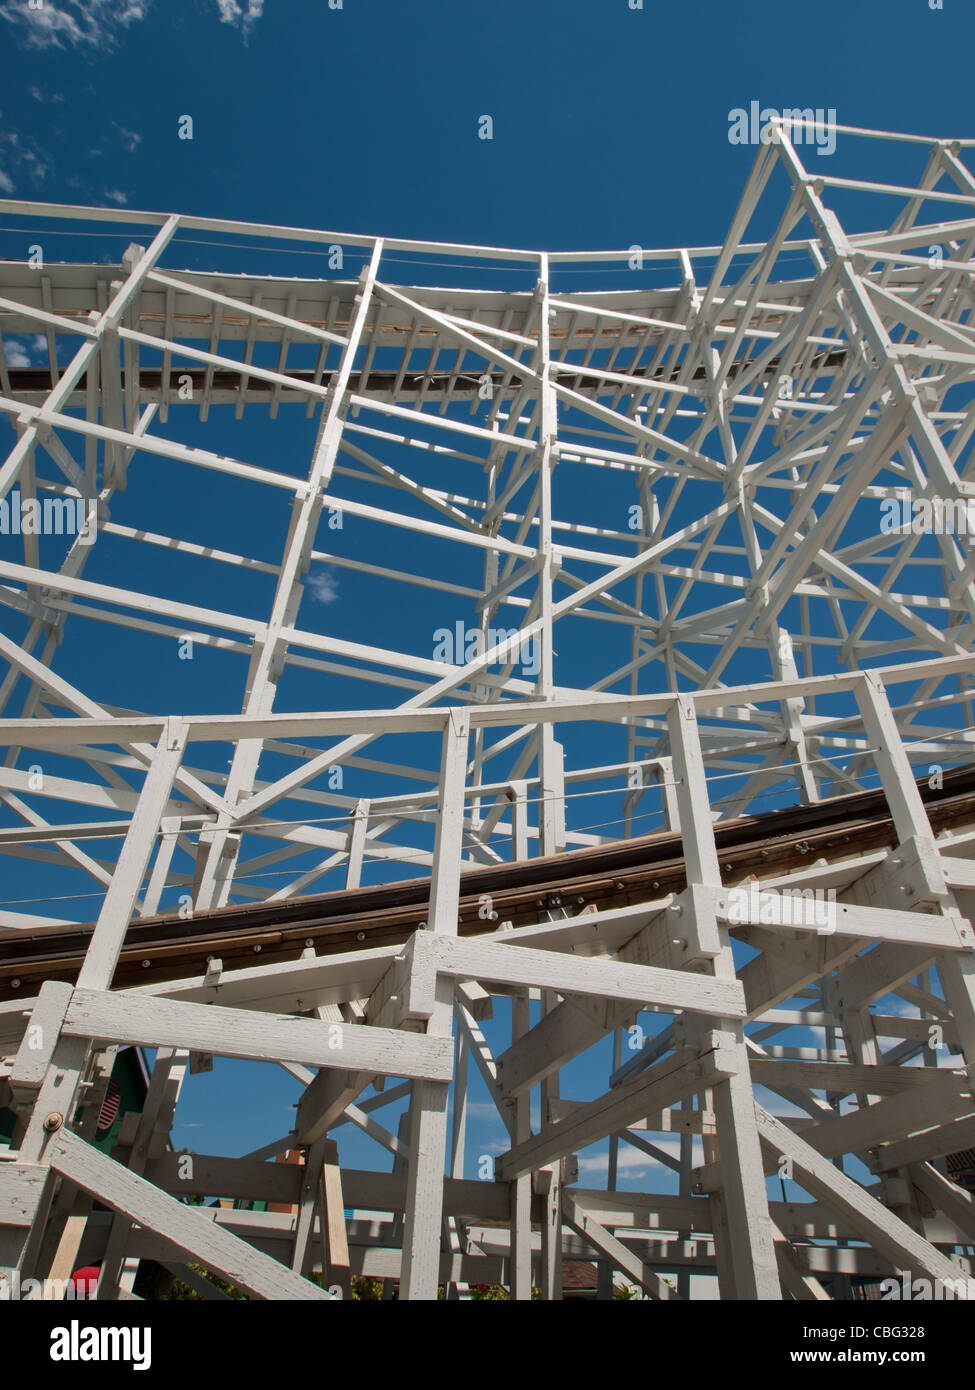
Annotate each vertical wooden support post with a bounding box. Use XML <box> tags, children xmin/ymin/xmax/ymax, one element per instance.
<box><xmin>509</xmin><ymin>991</ymin><xmax>533</xmax><ymax>1299</ymax></box>
<box><xmin>449</xmin><ymin>1028</ymin><xmax>468</xmax><ymax>1182</ymax></box>
<box><xmin>444</xmin><ymin>1028</ymin><xmax>469</xmax><ymax>1299</ymax></box>
<box><xmin>676</xmin><ymin>1095</ymin><xmax>695</xmax><ymax>1299</ymax></box>
<box><xmin>427</xmin><ymin>709</ymin><xmax>468</xmax><ymax>934</ymax></box>
<box><xmin>507</xmin><ymin>780</ymin><xmax>529</xmax><ymax>862</ymax></box>
<box><xmin>534</xmin><ymin>257</ymin><xmax>565</xmax><ymax>862</ymax></box>
<box><xmin>656</xmin><ymin>756</ymin><xmax>681</xmax><ymax>833</ymax></box>
<box><xmin>319</xmin><ymin>1139</ymin><xmax>352</xmax><ymax>1299</ymax></box>
<box><xmin>400</xmin><ymin>710</ymin><xmax>466</xmax><ymax>1299</ymax></box>
<box><xmin>141</xmin><ymin>816</ymin><xmax>180</xmax><ymax>916</ymax></box>
<box><xmin>536</xmin><ymin>1166</ymin><xmax>562</xmax><ymax>1300</ymax></box>
<box><xmin>539</xmin><ymin>733</ymin><xmax>565</xmax><ymax>857</ymax></box>
<box><xmin>400</xmin><ymin>1002</ymin><xmax>453</xmax><ymax>1301</ymax></box>
<box><xmin>345</xmin><ymin>798</ymin><xmax>370</xmax><ymax>890</ymax></box>
<box><xmin>668</xmin><ymin>696</ymin><xmax>781</xmax><ymax>1299</ymax></box>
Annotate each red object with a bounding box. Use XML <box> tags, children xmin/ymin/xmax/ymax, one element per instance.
<box><xmin>70</xmin><ymin>1265</ymin><xmax>101</xmax><ymax>1289</ymax></box>
<box><xmin>96</xmin><ymin>1078</ymin><xmax>122</xmax><ymax>1132</ymax></box>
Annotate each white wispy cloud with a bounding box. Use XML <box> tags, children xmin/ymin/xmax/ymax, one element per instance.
<box><xmin>0</xmin><ymin>128</ymin><xmax>49</xmax><ymax>191</ymax></box>
<box><xmin>103</xmin><ymin>188</ymin><xmax>129</xmax><ymax>205</ymax></box>
<box><xmin>3</xmin><ymin>338</ymin><xmax>31</xmax><ymax>369</ymax></box>
<box><xmin>217</xmin><ymin>0</ymin><xmax>263</xmax><ymax>38</ymax></box>
<box><xmin>3</xmin><ymin>335</ymin><xmax>51</xmax><ymax>368</ymax></box>
<box><xmin>4</xmin><ymin>0</ymin><xmax>264</xmax><ymax>52</ymax></box>
<box><xmin>113</xmin><ymin>123</ymin><xmax>142</xmax><ymax>153</ymax></box>
<box><xmin>577</xmin><ymin>1146</ymin><xmax>674</xmax><ymax>1178</ymax></box>
<box><xmin>465</xmin><ymin>1100</ymin><xmax>505</xmax><ymax>1121</ymax></box>
<box><xmin>477</xmin><ymin>1137</ymin><xmax>508</xmax><ymax>1155</ymax></box>
<box><xmin>306</xmin><ymin>568</ymin><xmax>339</xmax><ymax>604</ymax></box>
<box><xmin>877</xmin><ymin>994</ymin><xmax>922</xmax><ymax>1018</ymax></box>
<box><xmin>0</xmin><ymin>0</ymin><xmax>148</xmax><ymax>51</ymax></box>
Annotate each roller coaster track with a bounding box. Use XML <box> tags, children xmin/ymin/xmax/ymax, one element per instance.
<box><xmin>4</xmin><ymin>763</ymin><xmax>974</xmax><ymax>1001</ymax></box>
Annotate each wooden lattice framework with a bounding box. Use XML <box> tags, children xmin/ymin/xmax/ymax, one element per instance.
<box><xmin>2</xmin><ymin>122</ymin><xmax>975</xmax><ymax>1299</ymax></box>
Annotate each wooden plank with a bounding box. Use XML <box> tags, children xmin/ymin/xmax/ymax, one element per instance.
<box><xmin>142</xmin><ymin>944</ymin><xmax>402</xmax><ymax>1010</ymax></box>
<box><xmin>424</xmin><ymin>934</ymin><xmax>745</xmax><ymax>1018</ymax></box>
<box><xmin>835</xmin><ymin>942</ymin><xmax>939</xmax><ymax>1010</ymax></box>
<box><xmin>320</xmin><ymin>1139</ymin><xmax>352</xmax><ymax>1298</ymax></box>
<box><xmin>295</xmin><ymin>1069</ymin><xmax>371</xmax><ymax>1146</ymax></box>
<box><xmin>668</xmin><ymin>697</ymin><xmax>781</xmax><ymax>1301</ymax></box>
<box><xmin>8</xmin><ymin>981</ymin><xmax>72</xmax><ymax>1105</ymax></box>
<box><xmin>144</xmin><ymin>1154</ymin><xmax>519</xmax><ymax>1221</ymax></box>
<box><xmin>740</xmin><ymin>933</ymin><xmax>864</xmax><ymax>1018</ymax></box>
<box><xmin>509</xmin><ymin>991</ymin><xmax>532</xmax><ymax>1301</ymax></box>
<box><xmin>908</xmin><ymin>1161</ymin><xmax>975</xmax><ymax>1243</ymax></box>
<box><xmin>754</xmin><ymin>1105</ymin><xmax>969</xmax><ymax>1287</ymax></box>
<box><xmin>62</xmin><ymin>988</ymin><xmax>452</xmax><ymax>1081</ymax></box>
<box><xmin>399</xmin><ymin>1077</ymin><xmax>451</xmax><ymax>1298</ymax></box>
<box><xmin>563</xmin><ymin>1192</ymin><xmax>674</xmax><ymax>1299</ymax></box>
<box><xmin>771</xmin><ymin>1220</ymin><xmax>830</xmax><ymax>1301</ymax></box>
<box><xmin>428</xmin><ymin>710</ymin><xmax>469</xmax><ymax>935</ymax></box>
<box><xmin>496</xmin><ymin>1043</ymin><xmax>731</xmax><ymax>1180</ymax></box>
<box><xmin>399</xmin><ymin>971</ymin><xmax>455</xmax><ymax>1300</ymax></box>
<box><xmin>76</xmin><ymin>722</ymin><xmax>188</xmax><ymax>993</ymax></box>
<box><xmin>748</xmin><ymin>1057</ymin><xmax>942</xmax><ymax>1095</ymax></box>
<box><xmin>941</xmin><ymin>856</ymin><xmax>975</xmax><ymax>890</ymax></box>
<box><xmin>494</xmin><ymin>909</ymin><xmax>708</xmax><ymax>1098</ymax></box>
<box><xmin>0</xmin><ymin>1164</ymin><xmax>48</xmax><ymax>1228</ymax></box>
<box><xmin>0</xmin><ymin>997</ymin><xmax>34</xmax><ymax>1053</ymax></box>
<box><xmin>876</xmin><ymin>1113</ymin><xmax>975</xmax><ymax>1170</ymax></box>
<box><xmin>723</xmin><ymin>896</ymin><xmax>971</xmax><ymax>951</ymax></box>
<box><xmin>47</xmin><ymin>1129</ymin><xmax>332</xmax><ymax>1300</ymax></box>
<box><xmin>790</xmin><ymin>1070</ymin><xmax>973</xmax><ymax>1160</ymax></box>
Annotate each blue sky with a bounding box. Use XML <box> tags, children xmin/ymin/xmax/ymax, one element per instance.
<box><xmin>0</xmin><ymin>0</ymin><xmax>968</xmax><ymax>1198</ymax></box>
<box><xmin>0</xmin><ymin>0</ymin><xmax>971</xmax><ymax>251</ymax></box>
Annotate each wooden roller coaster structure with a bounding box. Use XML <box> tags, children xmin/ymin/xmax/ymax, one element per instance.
<box><xmin>2</xmin><ymin>122</ymin><xmax>975</xmax><ymax>1300</ymax></box>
